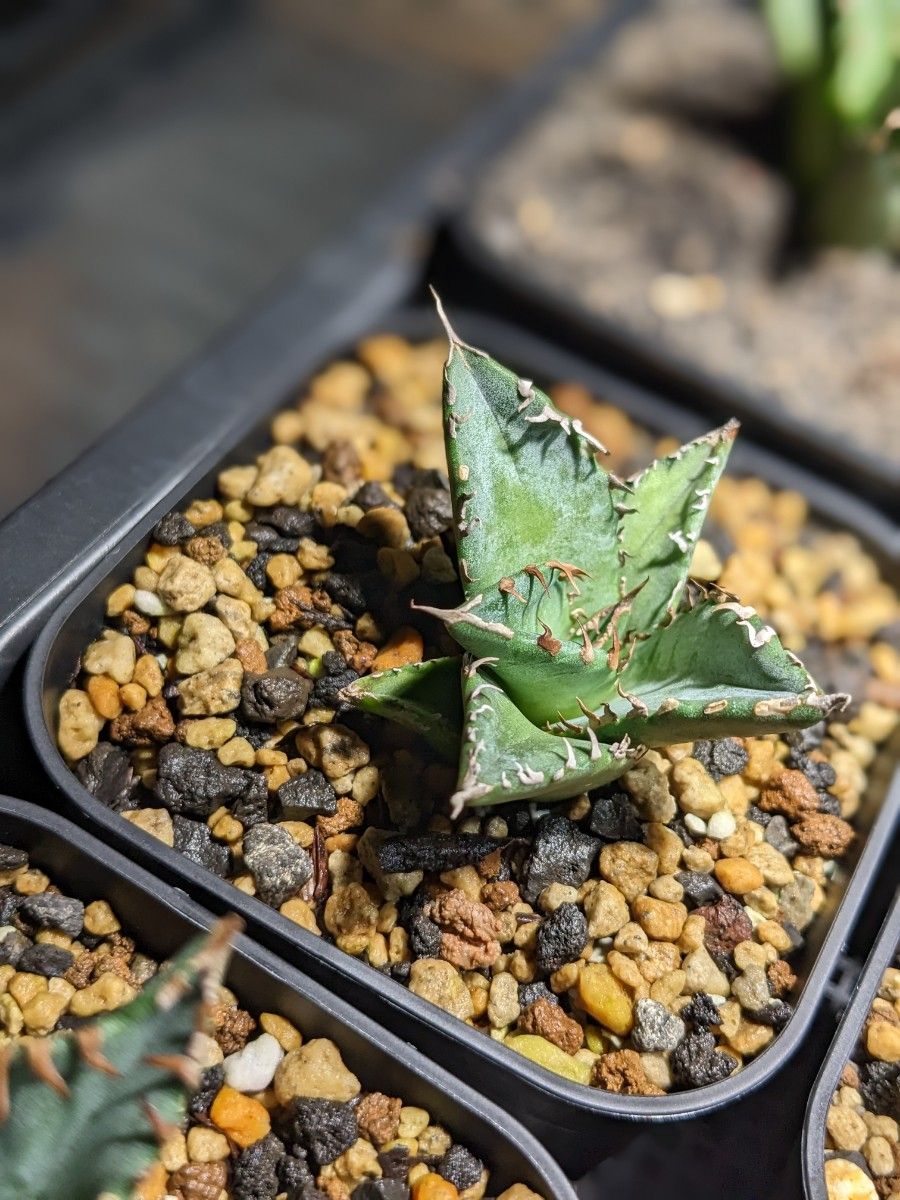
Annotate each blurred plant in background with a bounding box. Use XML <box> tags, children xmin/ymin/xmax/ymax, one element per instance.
<box><xmin>764</xmin><ymin>0</ymin><xmax>900</xmax><ymax>252</ymax></box>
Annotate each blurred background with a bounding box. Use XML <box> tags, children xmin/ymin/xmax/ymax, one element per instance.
<box><xmin>0</xmin><ymin>0</ymin><xmax>591</xmax><ymax>520</ymax></box>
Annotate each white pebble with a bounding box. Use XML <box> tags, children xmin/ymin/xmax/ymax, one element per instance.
<box><xmin>223</xmin><ymin>1032</ymin><xmax>284</xmax><ymax>1093</ymax></box>
<box><xmin>707</xmin><ymin>811</ymin><xmax>737</xmax><ymax>840</ymax></box>
<box><xmin>684</xmin><ymin>814</ymin><xmax>707</xmax><ymax>836</ymax></box>
<box><xmin>133</xmin><ymin>589</ymin><xmax>170</xmax><ymax>617</ymax></box>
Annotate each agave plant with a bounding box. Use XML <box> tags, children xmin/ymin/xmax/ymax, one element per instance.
<box><xmin>345</xmin><ymin>298</ymin><xmax>847</xmax><ymax>814</ymax></box>
<box><xmin>0</xmin><ymin>916</ymin><xmax>239</xmax><ymax>1200</ymax></box>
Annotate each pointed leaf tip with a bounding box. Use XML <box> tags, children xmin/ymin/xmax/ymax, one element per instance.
<box><xmin>430</xmin><ymin>286</ymin><xmax>464</xmax><ymax>349</ymax></box>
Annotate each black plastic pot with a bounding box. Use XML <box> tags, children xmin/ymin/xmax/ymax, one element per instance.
<box><xmin>0</xmin><ymin>793</ymin><xmax>576</xmax><ymax>1200</ymax></box>
<box><xmin>446</xmin><ymin>8</ymin><xmax>899</xmax><ymax>512</ymax></box>
<box><xmin>802</xmin><ymin>894</ymin><xmax>900</xmax><ymax>1200</ymax></box>
<box><xmin>24</xmin><ymin>304</ymin><xmax>900</xmax><ymax>1176</ymax></box>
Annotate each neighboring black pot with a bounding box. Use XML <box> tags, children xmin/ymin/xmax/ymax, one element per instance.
<box><xmin>0</xmin><ymin>794</ymin><xmax>576</xmax><ymax>1200</ymax></box>
<box><xmin>802</xmin><ymin>893</ymin><xmax>900</xmax><ymax>1200</ymax></box>
<box><xmin>445</xmin><ymin>13</ymin><xmax>899</xmax><ymax>512</ymax></box>
<box><xmin>25</xmin><ymin>307</ymin><xmax>900</xmax><ymax>1176</ymax></box>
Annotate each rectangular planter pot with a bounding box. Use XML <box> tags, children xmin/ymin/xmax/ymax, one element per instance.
<box><xmin>445</xmin><ymin>1</ymin><xmax>899</xmax><ymax>512</ymax></box>
<box><xmin>803</xmin><ymin>893</ymin><xmax>900</xmax><ymax>1200</ymax></box>
<box><xmin>25</xmin><ymin>305</ymin><xmax>900</xmax><ymax>1177</ymax></box>
<box><xmin>0</xmin><ymin>793</ymin><xmax>576</xmax><ymax>1200</ymax></box>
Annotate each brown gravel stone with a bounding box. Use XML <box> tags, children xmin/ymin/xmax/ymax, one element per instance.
<box><xmin>317</xmin><ymin>797</ymin><xmax>365</xmax><ymax>839</ymax></box>
<box><xmin>167</xmin><ymin>1161</ymin><xmax>228</xmax><ymax>1200</ymax></box>
<box><xmin>332</xmin><ymin>630</ymin><xmax>377</xmax><ymax>674</ymax></box>
<box><xmin>184</xmin><ymin>535</ymin><xmax>227</xmax><ymax>566</ymax></box>
<box><xmin>758</xmin><ymin>769</ymin><xmax>819</xmax><ymax>820</ymax></box>
<box><xmin>519</xmin><ymin>997</ymin><xmax>584</xmax><ymax>1055</ymax></box>
<box><xmin>694</xmin><ymin>894</ymin><xmax>752</xmax><ymax>960</ymax></box>
<box><xmin>355</xmin><ymin>1091</ymin><xmax>402</xmax><ymax>1146</ymax></box>
<box><xmin>840</xmin><ymin>1061</ymin><xmax>860</xmax><ymax>1089</ymax></box>
<box><xmin>790</xmin><ymin>812</ymin><xmax>855</xmax><ymax>857</ymax></box>
<box><xmin>233</xmin><ymin>637</ymin><xmax>268</xmax><ymax>674</ymax></box>
<box><xmin>481</xmin><ymin>881</ymin><xmax>520</xmax><ymax>912</ymax></box>
<box><xmin>432</xmin><ymin>888</ymin><xmax>502</xmax><ymax>970</ymax></box>
<box><xmin>592</xmin><ymin>1049</ymin><xmax>665</xmax><ymax>1096</ymax></box>
<box><xmin>766</xmin><ymin>959</ymin><xmax>796</xmax><ymax>998</ymax></box>
<box><xmin>270</xmin><ymin>585</ymin><xmax>336</xmax><ymax>633</ymax></box>
<box><xmin>108</xmin><ymin>695</ymin><xmax>175</xmax><ymax>746</ymax></box>
<box><xmin>211</xmin><ymin>1003</ymin><xmax>256</xmax><ymax>1055</ymax></box>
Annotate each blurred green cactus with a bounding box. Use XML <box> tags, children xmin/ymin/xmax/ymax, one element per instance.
<box><xmin>345</xmin><ymin>301</ymin><xmax>847</xmax><ymax>813</ymax></box>
<box><xmin>0</xmin><ymin>917</ymin><xmax>238</xmax><ymax>1200</ymax></box>
<box><xmin>763</xmin><ymin>0</ymin><xmax>900</xmax><ymax>252</ymax></box>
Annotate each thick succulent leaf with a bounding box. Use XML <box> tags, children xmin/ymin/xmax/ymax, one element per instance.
<box><xmin>577</xmin><ymin>597</ymin><xmax>849</xmax><ymax>747</ymax></box>
<box><xmin>617</xmin><ymin>421</ymin><xmax>738</xmax><ymax>633</ymax></box>
<box><xmin>341</xmin><ymin>657</ymin><xmax>462</xmax><ymax>759</ymax></box>
<box><xmin>436</xmin><ymin>296</ymin><xmax>620</xmax><ymax>615</ymax></box>
<box><xmin>831</xmin><ymin>0</ymin><xmax>898</xmax><ymax>125</ymax></box>
<box><xmin>0</xmin><ymin>918</ymin><xmax>237</xmax><ymax>1200</ymax></box>
<box><xmin>451</xmin><ymin>657</ymin><xmax>637</xmax><ymax>813</ymax></box>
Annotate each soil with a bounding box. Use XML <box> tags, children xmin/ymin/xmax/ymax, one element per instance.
<box><xmin>56</xmin><ymin>330</ymin><xmax>900</xmax><ymax>1100</ymax></box>
<box><xmin>468</xmin><ymin>0</ymin><xmax>900</xmax><ymax>464</ymax></box>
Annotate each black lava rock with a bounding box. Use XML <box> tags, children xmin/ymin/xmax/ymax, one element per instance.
<box><xmin>155</xmin><ymin>744</ymin><xmax>264</xmax><ymax>819</ymax></box>
<box><xmin>671</xmin><ymin>1029</ymin><xmax>735</xmax><ymax>1089</ymax></box>
<box><xmin>588</xmin><ymin>792</ymin><xmax>643</xmax><ymax>842</ymax></box>
<box><xmin>353</xmin><ymin>482</ymin><xmax>397</xmax><ymax>511</ymax></box>
<box><xmin>266</xmin><ymin>634</ymin><xmax>301</xmax><ymax>670</ymax></box>
<box><xmin>676</xmin><ymin>871</ymin><xmax>724</xmax><ymax>908</ymax></box>
<box><xmin>692</xmin><ymin>738</ymin><xmax>749</xmax><ymax>780</ymax></box>
<box><xmin>0</xmin><ymin>929</ymin><xmax>30</xmax><ymax>967</ymax></box>
<box><xmin>858</xmin><ymin>1061</ymin><xmax>900</xmax><ymax>1121</ymax></box>
<box><xmin>764</xmin><ymin>816</ymin><xmax>798</xmax><ymax>858</ymax></box>
<box><xmin>438</xmin><ymin>1144</ymin><xmax>484</xmax><ymax>1190</ymax></box>
<box><xmin>749</xmin><ymin>1000</ymin><xmax>793</xmax><ymax>1029</ymax></box>
<box><xmin>153</xmin><ymin>512</ymin><xmax>195</xmax><ymax>545</ymax></box>
<box><xmin>377</xmin><ymin>835</ymin><xmax>506</xmax><ymax>876</ymax></box>
<box><xmin>17</xmin><ymin>943</ymin><xmax>74</xmax><ymax>977</ymax></box>
<box><xmin>817</xmin><ymin>791</ymin><xmax>843</xmax><ymax>816</ymax></box>
<box><xmin>172</xmin><ymin>816</ymin><xmax>231</xmax><ymax>877</ymax></box>
<box><xmin>75</xmin><ymin>743</ymin><xmax>139</xmax><ymax>812</ymax></box>
<box><xmin>284</xmin><ymin>1098</ymin><xmax>358</xmax><ymax>1167</ymax></box>
<box><xmin>189</xmin><ymin>1064</ymin><xmax>225</xmax><ymax>1119</ymax></box>
<box><xmin>231</xmin><ymin>776</ymin><xmax>270</xmax><ymax>829</ymax></box>
<box><xmin>244</xmin><ymin>522</ymin><xmax>299</xmax><ymax>553</ymax></box>
<box><xmin>242</xmin><ymin>823</ymin><xmax>313</xmax><ymax>907</ymax></box>
<box><xmin>352</xmin><ymin>1183</ymin><xmax>410</xmax><ymax>1200</ymax></box>
<box><xmin>245</xmin><ymin>552</ymin><xmax>272</xmax><ymax>591</ymax></box>
<box><xmin>19</xmin><ymin>893</ymin><xmax>84</xmax><ymax>938</ymax></box>
<box><xmin>519</xmin><ymin>816</ymin><xmax>601</xmax><ymax>902</ymax></box>
<box><xmin>263</xmin><ymin>506</ymin><xmax>318</xmax><ymax>538</ymax></box>
<box><xmin>322</xmin><ymin>573</ymin><xmax>370</xmax><ymax>615</ymax></box>
<box><xmin>311</xmin><ymin>661</ymin><xmax>358</xmax><ymax>709</ymax></box>
<box><xmin>277</xmin><ymin>1150</ymin><xmax>315</xmax><ymax>1198</ymax></box>
<box><xmin>276</xmin><ymin>771</ymin><xmax>338</xmax><ymax>821</ymax></box>
<box><xmin>378</xmin><ymin>1147</ymin><xmax>412</xmax><ymax>1181</ymax></box>
<box><xmin>232</xmin><ymin>1132</ymin><xmax>285</xmax><ymax>1200</ymax></box>
<box><xmin>0</xmin><ymin>889</ymin><xmax>19</xmax><ymax>925</ymax></box>
<box><xmin>242</xmin><ymin>669</ymin><xmax>312</xmax><ymax>724</ymax></box>
<box><xmin>0</xmin><ymin>845</ymin><xmax>28</xmax><ymax>872</ymax></box>
<box><xmin>518</xmin><ymin>981</ymin><xmax>559</xmax><ymax>1009</ymax></box>
<box><xmin>535</xmin><ymin>903</ymin><xmax>588</xmax><ymax>975</ymax></box>
<box><xmin>405</xmin><ymin>486</ymin><xmax>453</xmax><ymax>540</ymax></box>
<box><xmin>398</xmin><ymin>890</ymin><xmax>442</xmax><ymax>960</ymax></box>
<box><xmin>681</xmin><ymin>993</ymin><xmax>722</xmax><ymax>1029</ymax></box>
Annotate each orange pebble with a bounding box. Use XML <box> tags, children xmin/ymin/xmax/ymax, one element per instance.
<box><xmin>133</xmin><ymin>1160</ymin><xmax>168</xmax><ymax>1200</ymax></box>
<box><xmin>209</xmin><ymin>1084</ymin><xmax>271</xmax><ymax>1147</ymax></box>
<box><xmin>413</xmin><ymin>1173</ymin><xmax>460</xmax><ymax>1200</ymax></box>
<box><xmin>371</xmin><ymin>625</ymin><xmax>424</xmax><ymax>670</ymax></box>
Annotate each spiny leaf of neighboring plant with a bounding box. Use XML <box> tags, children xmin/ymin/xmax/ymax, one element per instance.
<box><xmin>578</xmin><ymin>596</ymin><xmax>849</xmax><ymax>747</ymax></box>
<box><xmin>342</xmin><ymin>656</ymin><xmax>462</xmax><ymax>759</ymax></box>
<box><xmin>434</xmin><ymin>294</ymin><xmax>620</xmax><ymax>615</ymax></box>
<box><xmin>0</xmin><ymin>917</ymin><xmax>239</xmax><ymax>1200</ymax></box>
<box><xmin>616</xmin><ymin>421</ymin><xmax>738</xmax><ymax>633</ymax></box>
<box><xmin>450</xmin><ymin>656</ymin><xmax>636</xmax><ymax>813</ymax></box>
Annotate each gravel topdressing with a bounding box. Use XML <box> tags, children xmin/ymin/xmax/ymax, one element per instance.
<box><xmin>824</xmin><ymin>961</ymin><xmax>900</xmax><ymax>1199</ymax></box>
<box><xmin>0</xmin><ymin>843</ymin><xmax>540</xmax><ymax>1200</ymax></box>
<box><xmin>57</xmin><ymin>333</ymin><xmax>900</xmax><ymax>1100</ymax></box>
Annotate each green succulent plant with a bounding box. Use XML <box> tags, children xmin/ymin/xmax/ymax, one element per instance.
<box><xmin>0</xmin><ymin>916</ymin><xmax>239</xmax><ymax>1200</ymax></box>
<box><xmin>345</xmin><ymin>298</ymin><xmax>848</xmax><ymax>814</ymax></box>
